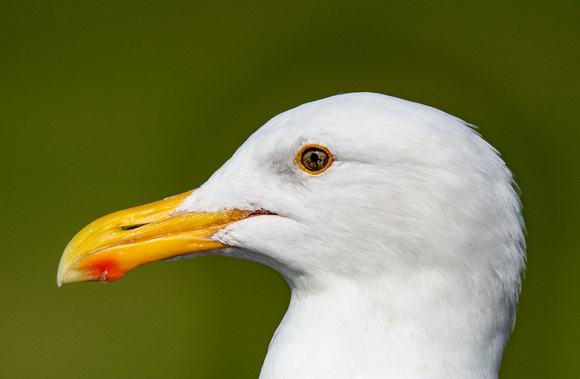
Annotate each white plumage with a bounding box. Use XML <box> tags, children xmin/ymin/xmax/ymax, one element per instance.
<box><xmin>177</xmin><ymin>93</ymin><xmax>526</xmax><ymax>378</ymax></box>
<box><xmin>59</xmin><ymin>92</ymin><xmax>525</xmax><ymax>378</ymax></box>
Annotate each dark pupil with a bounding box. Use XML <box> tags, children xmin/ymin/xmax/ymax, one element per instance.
<box><xmin>302</xmin><ymin>148</ymin><xmax>327</xmax><ymax>171</ymax></box>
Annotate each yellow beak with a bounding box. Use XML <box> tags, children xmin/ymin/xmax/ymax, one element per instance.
<box><xmin>57</xmin><ymin>190</ymin><xmax>253</xmax><ymax>286</ymax></box>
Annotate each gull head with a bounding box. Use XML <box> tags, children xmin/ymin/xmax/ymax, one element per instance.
<box><xmin>178</xmin><ymin>93</ymin><xmax>525</xmax><ymax>294</ymax></box>
<box><xmin>57</xmin><ymin>92</ymin><xmax>525</xmax><ymax>377</ymax></box>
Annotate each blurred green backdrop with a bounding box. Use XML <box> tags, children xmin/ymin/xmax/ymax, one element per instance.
<box><xmin>1</xmin><ymin>1</ymin><xmax>578</xmax><ymax>378</ymax></box>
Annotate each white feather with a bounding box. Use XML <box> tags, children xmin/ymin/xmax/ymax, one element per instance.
<box><xmin>178</xmin><ymin>92</ymin><xmax>525</xmax><ymax>378</ymax></box>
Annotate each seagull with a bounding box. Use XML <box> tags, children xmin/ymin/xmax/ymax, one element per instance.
<box><xmin>57</xmin><ymin>92</ymin><xmax>525</xmax><ymax>378</ymax></box>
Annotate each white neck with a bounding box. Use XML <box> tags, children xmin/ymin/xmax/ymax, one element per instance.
<box><xmin>259</xmin><ymin>275</ymin><xmax>510</xmax><ymax>379</ymax></box>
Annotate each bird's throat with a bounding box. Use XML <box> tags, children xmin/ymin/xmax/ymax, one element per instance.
<box><xmin>259</xmin><ymin>283</ymin><xmax>506</xmax><ymax>378</ymax></box>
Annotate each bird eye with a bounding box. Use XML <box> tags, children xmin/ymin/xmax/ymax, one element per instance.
<box><xmin>296</xmin><ymin>145</ymin><xmax>333</xmax><ymax>174</ymax></box>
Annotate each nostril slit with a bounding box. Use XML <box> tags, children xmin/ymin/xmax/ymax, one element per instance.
<box><xmin>121</xmin><ymin>223</ymin><xmax>146</xmax><ymax>231</ymax></box>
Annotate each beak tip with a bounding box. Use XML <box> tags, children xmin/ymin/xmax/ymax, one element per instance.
<box><xmin>57</xmin><ymin>259</ymin><xmax>80</xmax><ymax>286</ymax></box>
<box><xmin>57</xmin><ymin>263</ymin><xmax>64</xmax><ymax>287</ymax></box>
<box><xmin>57</xmin><ymin>256</ymin><xmax>69</xmax><ymax>287</ymax></box>
<box><xmin>56</xmin><ymin>269</ymin><xmax>65</xmax><ymax>287</ymax></box>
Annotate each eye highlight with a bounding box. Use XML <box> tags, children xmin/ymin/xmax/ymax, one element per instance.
<box><xmin>296</xmin><ymin>144</ymin><xmax>334</xmax><ymax>174</ymax></box>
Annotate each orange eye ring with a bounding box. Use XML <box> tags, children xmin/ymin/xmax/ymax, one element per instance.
<box><xmin>296</xmin><ymin>144</ymin><xmax>334</xmax><ymax>174</ymax></box>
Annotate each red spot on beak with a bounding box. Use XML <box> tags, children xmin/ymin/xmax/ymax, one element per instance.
<box><xmin>80</xmin><ymin>256</ymin><xmax>124</xmax><ymax>282</ymax></box>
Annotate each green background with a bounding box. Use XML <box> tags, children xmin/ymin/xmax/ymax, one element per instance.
<box><xmin>1</xmin><ymin>1</ymin><xmax>578</xmax><ymax>378</ymax></box>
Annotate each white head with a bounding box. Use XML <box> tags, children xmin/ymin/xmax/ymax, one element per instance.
<box><xmin>180</xmin><ymin>92</ymin><xmax>525</xmax><ymax>295</ymax></box>
<box><xmin>179</xmin><ymin>93</ymin><xmax>526</xmax><ymax>376</ymax></box>
<box><xmin>60</xmin><ymin>92</ymin><xmax>525</xmax><ymax>377</ymax></box>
